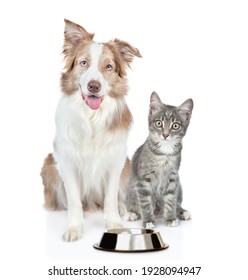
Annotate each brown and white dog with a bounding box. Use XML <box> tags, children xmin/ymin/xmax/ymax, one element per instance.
<box><xmin>40</xmin><ymin>19</ymin><xmax>141</xmax><ymax>241</ymax></box>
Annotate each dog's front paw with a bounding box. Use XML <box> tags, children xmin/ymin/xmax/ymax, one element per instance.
<box><xmin>63</xmin><ymin>225</ymin><xmax>83</xmax><ymax>242</ymax></box>
<box><xmin>118</xmin><ymin>202</ymin><xmax>127</xmax><ymax>217</ymax></box>
<box><xmin>105</xmin><ymin>215</ymin><xmax>123</xmax><ymax>229</ymax></box>
<box><xmin>106</xmin><ymin>220</ymin><xmax>123</xmax><ymax>229</ymax></box>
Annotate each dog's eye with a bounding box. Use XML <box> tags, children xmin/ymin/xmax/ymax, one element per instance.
<box><xmin>171</xmin><ymin>122</ymin><xmax>181</xmax><ymax>130</ymax></box>
<box><xmin>106</xmin><ymin>64</ymin><xmax>113</xmax><ymax>71</ymax></box>
<box><xmin>80</xmin><ymin>60</ymin><xmax>88</xmax><ymax>67</ymax></box>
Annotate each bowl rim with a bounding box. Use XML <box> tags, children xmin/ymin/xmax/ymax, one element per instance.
<box><xmin>106</xmin><ymin>228</ymin><xmax>155</xmax><ymax>235</ymax></box>
<box><xmin>93</xmin><ymin>228</ymin><xmax>169</xmax><ymax>253</ymax></box>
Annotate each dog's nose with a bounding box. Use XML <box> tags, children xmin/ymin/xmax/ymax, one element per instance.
<box><xmin>87</xmin><ymin>80</ymin><xmax>101</xmax><ymax>94</ymax></box>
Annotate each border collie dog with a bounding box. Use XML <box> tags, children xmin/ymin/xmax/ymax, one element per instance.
<box><xmin>41</xmin><ymin>19</ymin><xmax>141</xmax><ymax>241</ymax></box>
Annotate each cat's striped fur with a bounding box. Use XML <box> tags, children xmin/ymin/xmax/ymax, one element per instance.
<box><xmin>126</xmin><ymin>92</ymin><xmax>193</xmax><ymax>228</ymax></box>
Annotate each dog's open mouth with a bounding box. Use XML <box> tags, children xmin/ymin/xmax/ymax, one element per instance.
<box><xmin>82</xmin><ymin>94</ymin><xmax>104</xmax><ymax>110</ymax></box>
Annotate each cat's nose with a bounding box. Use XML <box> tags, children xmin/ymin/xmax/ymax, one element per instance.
<box><xmin>162</xmin><ymin>133</ymin><xmax>169</xmax><ymax>139</ymax></box>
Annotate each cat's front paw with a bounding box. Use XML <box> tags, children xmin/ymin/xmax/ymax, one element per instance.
<box><xmin>142</xmin><ymin>220</ymin><xmax>156</xmax><ymax>229</ymax></box>
<box><xmin>143</xmin><ymin>221</ymin><xmax>156</xmax><ymax>229</ymax></box>
<box><xmin>124</xmin><ymin>212</ymin><xmax>140</xmax><ymax>221</ymax></box>
<box><xmin>165</xmin><ymin>219</ymin><xmax>178</xmax><ymax>227</ymax></box>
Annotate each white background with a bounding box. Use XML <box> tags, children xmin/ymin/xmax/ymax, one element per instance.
<box><xmin>0</xmin><ymin>0</ymin><xmax>248</xmax><ymax>279</ymax></box>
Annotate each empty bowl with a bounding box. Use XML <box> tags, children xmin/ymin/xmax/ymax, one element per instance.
<box><xmin>93</xmin><ymin>228</ymin><xmax>169</xmax><ymax>252</ymax></box>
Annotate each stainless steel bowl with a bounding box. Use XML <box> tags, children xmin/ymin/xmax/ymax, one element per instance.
<box><xmin>93</xmin><ymin>228</ymin><xmax>169</xmax><ymax>252</ymax></box>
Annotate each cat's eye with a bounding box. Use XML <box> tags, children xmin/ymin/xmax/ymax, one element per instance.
<box><xmin>155</xmin><ymin>120</ymin><xmax>163</xmax><ymax>128</ymax></box>
<box><xmin>171</xmin><ymin>122</ymin><xmax>181</xmax><ymax>130</ymax></box>
<box><xmin>80</xmin><ymin>60</ymin><xmax>88</xmax><ymax>67</ymax></box>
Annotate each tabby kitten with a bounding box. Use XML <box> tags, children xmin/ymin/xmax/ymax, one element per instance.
<box><xmin>126</xmin><ymin>91</ymin><xmax>193</xmax><ymax>229</ymax></box>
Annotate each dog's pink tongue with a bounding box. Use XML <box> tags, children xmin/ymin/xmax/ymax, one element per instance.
<box><xmin>86</xmin><ymin>96</ymin><xmax>102</xmax><ymax>110</ymax></box>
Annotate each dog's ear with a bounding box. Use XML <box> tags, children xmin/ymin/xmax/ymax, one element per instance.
<box><xmin>63</xmin><ymin>19</ymin><xmax>94</xmax><ymax>54</ymax></box>
<box><xmin>64</xmin><ymin>19</ymin><xmax>94</xmax><ymax>45</ymax></box>
<box><xmin>113</xmin><ymin>39</ymin><xmax>142</xmax><ymax>65</ymax></box>
<box><xmin>107</xmin><ymin>39</ymin><xmax>142</xmax><ymax>77</ymax></box>
<box><xmin>63</xmin><ymin>19</ymin><xmax>94</xmax><ymax>72</ymax></box>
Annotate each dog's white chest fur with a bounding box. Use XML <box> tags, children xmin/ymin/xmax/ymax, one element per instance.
<box><xmin>54</xmin><ymin>93</ymin><xmax>128</xmax><ymax>209</ymax></box>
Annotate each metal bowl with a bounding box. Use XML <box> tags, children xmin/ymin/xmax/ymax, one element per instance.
<box><xmin>93</xmin><ymin>228</ymin><xmax>169</xmax><ymax>252</ymax></box>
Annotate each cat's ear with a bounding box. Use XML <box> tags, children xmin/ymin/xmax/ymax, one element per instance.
<box><xmin>150</xmin><ymin>91</ymin><xmax>163</xmax><ymax>114</ymax></box>
<box><xmin>177</xmin><ymin>99</ymin><xmax>194</xmax><ymax>120</ymax></box>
